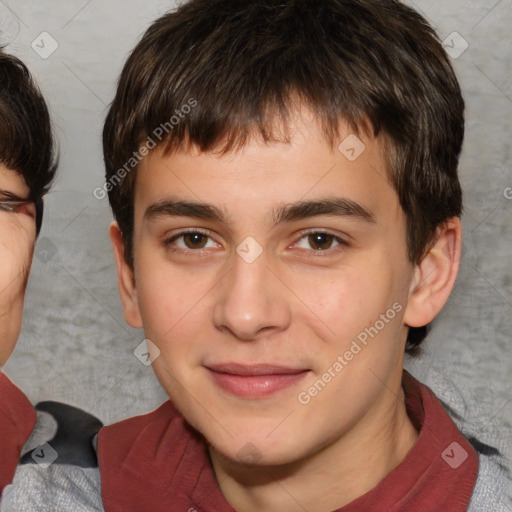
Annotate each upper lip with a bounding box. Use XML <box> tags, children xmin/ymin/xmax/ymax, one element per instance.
<box><xmin>206</xmin><ymin>363</ymin><xmax>309</xmax><ymax>376</ymax></box>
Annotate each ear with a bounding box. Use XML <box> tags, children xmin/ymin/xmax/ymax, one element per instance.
<box><xmin>109</xmin><ymin>221</ymin><xmax>143</xmax><ymax>329</ymax></box>
<box><xmin>403</xmin><ymin>218</ymin><xmax>462</xmax><ymax>329</ymax></box>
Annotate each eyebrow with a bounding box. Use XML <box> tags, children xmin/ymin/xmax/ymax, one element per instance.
<box><xmin>144</xmin><ymin>196</ymin><xmax>376</xmax><ymax>227</ymax></box>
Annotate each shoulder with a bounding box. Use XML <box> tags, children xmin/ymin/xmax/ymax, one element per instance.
<box><xmin>97</xmin><ymin>400</ymin><xmax>193</xmax><ymax>471</ymax></box>
<box><xmin>98</xmin><ymin>400</ymin><xmax>178</xmax><ymax>448</ymax></box>
<box><xmin>0</xmin><ymin>374</ymin><xmax>36</xmax><ymax>495</ymax></box>
<box><xmin>98</xmin><ymin>401</ymin><xmax>208</xmax><ymax>511</ymax></box>
<box><xmin>1</xmin><ymin>401</ymin><xmax>104</xmax><ymax>512</ymax></box>
<box><xmin>407</xmin><ymin>367</ymin><xmax>512</xmax><ymax>511</ymax></box>
<box><xmin>467</xmin><ymin>438</ymin><xmax>512</xmax><ymax>512</ymax></box>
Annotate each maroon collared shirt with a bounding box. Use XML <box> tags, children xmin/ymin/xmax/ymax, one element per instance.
<box><xmin>98</xmin><ymin>371</ymin><xmax>478</xmax><ymax>512</ymax></box>
<box><xmin>0</xmin><ymin>373</ymin><xmax>36</xmax><ymax>496</ymax></box>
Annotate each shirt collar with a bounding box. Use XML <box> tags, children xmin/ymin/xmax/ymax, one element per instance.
<box><xmin>0</xmin><ymin>372</ymin><xmax>36</xmax><ymax>495</ymax></box>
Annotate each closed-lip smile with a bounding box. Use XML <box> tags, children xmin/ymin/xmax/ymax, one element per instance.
<box><xmin>205</xmin><ymin>363</ymin><xmax>311</xmax><ymax>398</ymax></box>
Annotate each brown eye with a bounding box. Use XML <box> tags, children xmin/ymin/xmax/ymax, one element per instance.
<box><xmin>293</xmin><ymin>231</ymin><xmax>349</xmax><ymax>255</ymax></box>
<box><xmin>308</xmin><ymin>233</ymin><xmax>335</xmax><ymax>250</ymax></box>
<box><xmin>183</xmin><ymin>232</ymin><xmax>208</xmax><ymax>249</ymax></box>
<box><xmin>164</xmin><ymin>230</ymin><xmax>219</xmax><ymax>253</ymax></box>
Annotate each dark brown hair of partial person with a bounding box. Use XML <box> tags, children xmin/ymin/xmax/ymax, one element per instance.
<box><xmin>103</xmin><ymin>0</ymin><xmax>464</xmax><ymax>351</ymax></box>
<box><xmin>0</xmin><ymin>46</ymin><xmax>58</xmax><ymax>235</ymax></box>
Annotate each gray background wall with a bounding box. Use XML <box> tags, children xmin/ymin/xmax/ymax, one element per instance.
<box><xmin>1</xmin><ymin>0</ymin><xmax>511</xmax><ymax>470</ymax></box>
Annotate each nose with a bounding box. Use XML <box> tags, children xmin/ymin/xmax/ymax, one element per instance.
<box><xmin>212</xmin><ymin>244</ymin><xmax>292</xmax><ymax>341</ymax></box>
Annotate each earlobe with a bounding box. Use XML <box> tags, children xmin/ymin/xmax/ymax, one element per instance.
<box><xmin>403</xmin><ymin>218</ymin><xmax>462</xmax><ymax>329</ymax></box>
<box><xmin>109</xmin><ymin>221</ymin><xmax>143</xmax><ymax>329</ymax></box>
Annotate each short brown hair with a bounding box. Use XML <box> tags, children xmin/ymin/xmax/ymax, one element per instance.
<box><xmin>0</xmin><ymin>47</ymin><xmax>58</xmax><ymax>234</ymax></box>
<box><xmin>103</xmin><ymin>0</ymin><xmax>464</xmax><ymax>350</ymax></box>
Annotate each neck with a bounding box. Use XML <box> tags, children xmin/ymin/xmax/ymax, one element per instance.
<box><xmin>209</xmin><ymin>376</ymin><xmax>419</xmax><ymax>512</ymax></box>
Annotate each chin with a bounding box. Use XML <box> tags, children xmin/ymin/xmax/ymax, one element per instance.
<box><xmin>202</xmin><ymin>418</ymin><xmax>308</xmax><ymax>467</ymax></box>
<box><xmin>209</xmin><ymin>437</ymin><xmax>303</xmax><ymax>469</ymax></box>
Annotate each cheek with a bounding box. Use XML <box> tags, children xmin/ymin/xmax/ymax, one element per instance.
<box><xmin>289</xmin><ymin>261</ymin><xmax>392</xmax><ymax>337</ymax></box>
<box><xmin>0</xmin><ymin>224</ymin><xmax>34</xmax><ymax>363</ymax></box>
<box><xmin>135</xmin><ymin>259</ymin><xmax>210</xmax><ymax>356</ymax></box>
<box><xmin>290</xmin><ymin>254</ymin><xmax>410</xmax><ymax>377</ymax></box>
<box><xmin>137</xmin><ymin>267</ymin><xmax>210</xmax><ymax>408</ymax></box>
<box><xmin>0</xmin><ymin>228</ymin><xmax>33</xmax><ymax>300</ymax></box>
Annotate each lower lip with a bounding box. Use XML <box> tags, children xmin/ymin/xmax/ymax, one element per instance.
<box><xmin>206</xmin><ymin>369</ymin><xmax>310</xmax><ymax>398</ymax></box>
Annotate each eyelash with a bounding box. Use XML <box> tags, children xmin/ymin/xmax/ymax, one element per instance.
<box><xmin>163</xmin><ymin>229</ymin><xmax>349</xmax><ymax>257</ymax></box>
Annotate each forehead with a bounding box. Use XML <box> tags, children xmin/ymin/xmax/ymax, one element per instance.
<box><xmin>0</xmin><ymin>164</ymin><xmax>29</xmax><ymax>195</ymax></box>
<box><xmin>137</xmin><ymin>117</ymin><xmax>397</xmax><ymax>211</ymax></box>
<box><xmin>130</xmin><ymin>109</ymin><xmax>406</xmax><ymax>238</ymax></box>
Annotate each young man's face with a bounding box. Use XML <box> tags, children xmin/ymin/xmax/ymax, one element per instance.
<box><xmin>0</xmin><ymin>165</ymin><xmax>36</xmax><ymax>366</ymax></box>
<box><xmin>113</xmin><ymin>113</ymin><xmax>419</xmax><ymax>466</ymax></box>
